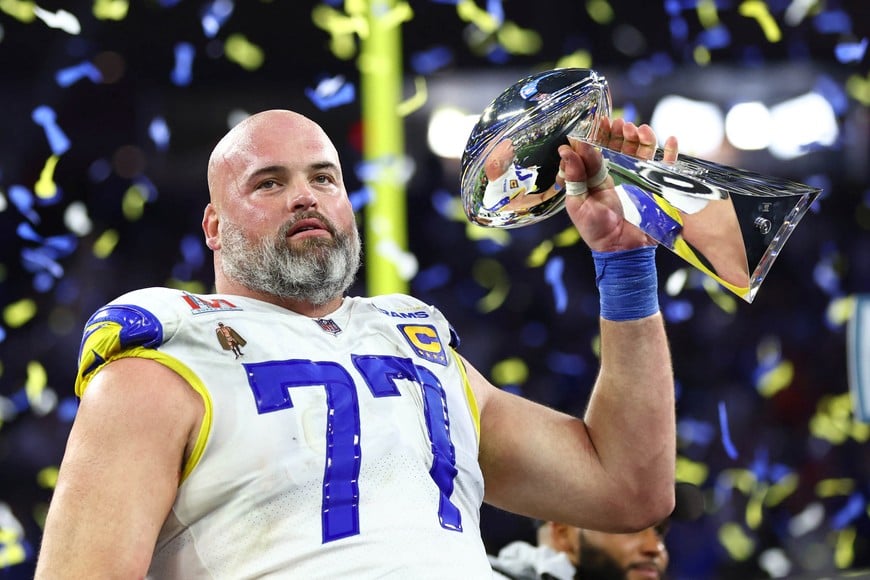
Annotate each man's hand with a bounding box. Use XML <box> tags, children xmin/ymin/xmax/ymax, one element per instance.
<box><xmin>557</xmin><ymin>119</ymin><xmax>678</xmax><ymax>253</ymax></box>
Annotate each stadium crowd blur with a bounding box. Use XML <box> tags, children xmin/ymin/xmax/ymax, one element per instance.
<box><xmin>1</xmin><ymin>1</ymin><xmax>869</xmax><ymax>578</ymax></box>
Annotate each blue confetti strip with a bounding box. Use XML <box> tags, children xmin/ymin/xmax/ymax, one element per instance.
<box><xmin>831</xmin><ymin>492</ymin><xmax>866</xmax><ymax>530</ymax></box>
<box><xmin>663</xmin><ymin>299</ymin><xmax>693</xmax><ymax>323</ymax></box>
<box><xmin>57</xmin><ymin>397</ymin><xmax>79</xmax><ymax>422</ymax></box>
<box><xmin>9</xmin><ymin>185</ymin><xmax>40</xmax><ymax>224</ymax></box>
<box><xmin>835</xmin><ymin>38</ymin><xmax>868</xmax><ymax>64</ymax></box>
<box><xmin>413</xmin><ymin>264</ymin><xmax>451</xmax><ymax>291</ymax></box>
<box><xmin>697</xmin><ymin>25</ymin><xmax>731</xmax><ymax>50</ymax></box>
<box><xmin>813</xmin><ymin>10</ymin><xmax>852</xmax><ymax>35</ymax></box>
<box><xmin>410</xmin><ymin>46</ymin><xmax>454</xmax><ymax>75</ymax></box>
<box><xmin>677</xmin><ymin>418</ymin><xmax>716</xmax><ymax>446</ymax></box>
<box><xmin>171</xmin><ymin>42</ymin><xmax>195</xmax><ymax>87</ymax></box>
<box><xmin>544</xmin><ymin>256</ymin><xmax>567</xmax><ymax>313</ymax></box>
<box><xmin>21</xmin><ymin>247</ymin><xmax>64</xmax><ymax>277</ymax></box>
<box><xmin>749</xmin><ymin>447</ymin><xmax>769</xmax><ymax>481</ymax></box>
<box><xmin>149</xmin><ymin>117</ymin><xmax>171</xmax><ymax>151</ymax></box>
<box><xmin>545</xmin><ymin>351</ymin><xmax>586</xmax><ymax>377</ymax></box>
<box><xmin>814</xmin><ymin>75</ymin><xmax>849</xmax><ymax>115</ymax></box>
<box><xmin>718</xmin><ymin>400</ymin><xmax>738</xmax><ymax>460</ymax></box>
<box><xmin>201</xmin><ymin>0</ymin><xmax>234</xmax><ymax>38</ymax></box>
<box><xmin>348</xmin><ymin>186</ymin><xmax>374</xmax><ymax>212</ymax></box>
<box><xmin>16</xmin><ymin>222</ymin><xmax>43</xmax><ymax>243</ymax></box>
<box><xmin>305</xmin><ymin>76</ymin><xmax>356</xmax><ymax>111</ymax></box>
<box><xmin>486</xmin><ymin>0</ymin><xmax>504</xmax><ymax>26</ymax></box>
<box><xmin>430</xmin><ymin>189</ymin><xmax>455</xmax><ymax>218</ymax></box>
<box><xmin>55</xmin><ymin>61</ymin><xmax>103</xmax><ymax>87</ymax></box>
<box><xmin>31</xmin><ymin>105</ymin><xmax>70</xmax><ymax>156</ymax></box>
<box><xmin>180</xmin><ymin>234</ymin><xmax>205</xmax><ymax>269</ymax></box>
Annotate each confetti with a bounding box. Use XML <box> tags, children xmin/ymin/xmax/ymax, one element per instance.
<box><xmin>55</xmin><ymin>61</ymin><xmax>102</xmax><ymax>86</ymax></box>
<box><xmin>831</xmin><ymin>493</ymin><xmax>865</xmax><ymax>530</ymax></box>
<box><xmin>835</xmin><ymin>38</ymin><xmax>868</xmax><ymax>64</ymax></box>
<box><xmin>718</xmin><ymin>401</ymin><xmax>739</xmax><ymax>460</ymax></box>
<box><xmin>31</xmin><ymin>106</ymin><xmax>70</xmax><ymax>156</ymax></box>
<box><xmin>201</xmin><ymin>0</ymin><xmax>234</xmax><ymax>38</ymax></box>
<box><xmin>0</xmin><ymin>2</ymin><xmax>868</xmax><ymax>577</ymax></box>
<box><xmin>32</xmin><ymin>6</ymin><xmax>80</xmax><ymax>34</ymax></box>
<box><xmin>148</xmin><ymin>117</ymin><xmax>171</xmax><ymax>151</ymax></box>
<box><xmin>171</xmin><ymin>42</ymin><xmax>195</xmax><ymax>86</ymax></box>
<box><xmin>305</xmin><ymin>75</ymin><xmax>356</xmax><ymax>110</ymax></box>
<box><xmin>543</xmin><ymin>256</ymin><xmax>567</xmax><ymax>313</ymax></box>
<box><xmin>410</xmin><ymin>46</ymin><xmax>453</xmax><ymax>74</ymax></box>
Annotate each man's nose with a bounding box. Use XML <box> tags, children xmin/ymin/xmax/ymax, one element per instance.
<box><xmin>637</xmin><ymin>527</ymin><xmax>665</xmax><ymax>556</ymax></box>
<box><xmin>287</xmin><ymin>182</ymin><xmax>318</xmax><ymax>211</ymax></box>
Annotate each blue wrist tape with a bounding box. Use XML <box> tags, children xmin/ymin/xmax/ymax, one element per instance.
<box><xmin>591</xmin><ymin>246</ymin><xmax>659</xmax><ymax>321</ymax></box>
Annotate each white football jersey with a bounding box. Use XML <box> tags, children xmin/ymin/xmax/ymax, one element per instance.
<box><xmin>75</xmin><ymin>288</ymin><xmax>491</xmax><ymax>578</ymax></box>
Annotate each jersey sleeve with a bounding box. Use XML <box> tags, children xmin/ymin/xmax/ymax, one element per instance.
<box><xmin>75</xmin><ymin>288</ymin><xmax>178</xmax><ymax>398</ymax></box>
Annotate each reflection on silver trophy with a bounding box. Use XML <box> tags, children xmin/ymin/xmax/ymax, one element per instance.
<box><xmin>459</xmin><ymin>68</ymin><xmax>822</xmax><ymax>303</ymax></box>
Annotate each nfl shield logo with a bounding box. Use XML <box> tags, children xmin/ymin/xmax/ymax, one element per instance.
<box><xmin>314</xmin><ymin>318</ymin><xmax>342</xmax><ymax>335</ymax></box>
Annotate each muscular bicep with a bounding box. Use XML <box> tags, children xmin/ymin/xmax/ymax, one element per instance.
<box><xmin>464</xmin><ymin>357</ymin><xmax>630</xmax><ymax>530</ymax></box>
<box><xmin>36</xmin><ymin>357</ymin><xmax>203</xmax><ymax>579</ymax></box>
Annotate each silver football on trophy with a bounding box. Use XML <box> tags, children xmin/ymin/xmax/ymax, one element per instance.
<box><xmin>460</xmin><ymin>68</ymin><xmax>611</xmax><ymax>228</ymax></box>
<box><xmin>460</xmin><ymin>68</ymin><xmax>822</xmax><ymax>303</ymax></box>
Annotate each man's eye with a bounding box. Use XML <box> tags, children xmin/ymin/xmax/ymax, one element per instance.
<box><xmin>257</xmin><ymin>179</ymin><xmax>278</xmax><ymax>190</ymax></box>
<box><xmin>314</xmin><ymin>174</ymin><xmax>335</xmax><ymax>184</ymax></box>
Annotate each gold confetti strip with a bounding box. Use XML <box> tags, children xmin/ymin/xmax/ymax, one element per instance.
<box><xmin>455</xmin><ymin>0</ymin><xmax>499</xmax><ymax>34</ymax></box>
<box><xmin>396</xmin><ymin>76</ymin><xmax>427</xmax><ymax>118</ymax></box>
<box><xmin>0</xmin><ymin>0</ymin><xmax>35</xmax><ymax>22</ymax></box>
<box><xmin>835</xmin><ymin>526</ymin><xmax>856</xmax><ymax>570</ymax></box>
<box><xmin>93</xmin><ymin>229</ymin><xmax>119</xmax><ymax>259</ymax></box>
<box><xmin>555</xmin><ymin>50</ymin><xmax>592</xmax><ymax>70</ymax></box>
<box><xmin>815</xmin><ymin>477</ymin><xmax>855</xmax><ymax>498</ymax></box>
<box><xmin>718</xmin><ymin>522</ymin><xmax>755</xmax><ymax>561</ymax></box>
<box><xmin>121</xmin><ymin>184</ymin><xmax>148</xmax><ymax>221</ymax></box>
<box><xmin>756</xmin><ymin>360</ymin><xmax>794</xmax><ymax>398</ymax></box>
<box><xmin>585</xmin><ymin>0</ymin><xmax>613</xmax><ymax>25</ymax></box>
<box><xmin>3</xmin><ymin>298</ymin><xmax>37</xmax><ymax>328</ymax></box>
<box><xmin>703</xmin><ymin>276</ymin><xmax>738</xmax><ymax>313</ymax></box>
<box><xmin>34</xmin><ymin>155</ymin><xmax>60</xmax><ymax>198</ymax></box>
<box><xmin>497</xmin><ymin>23</ymin><xmax>542</xmax><ymax>55</ymax></box>
<box><xmin>739</xmin><ymin>0</ymin><xmax>782</xmax><ymax>43</ymax></box>
<box><xmin>845</xmin><ymin>72</ymin><xmax>870</xmax><ymax>106</ymax></box>
<box><xmin>491</xmin><ymin>357</ymin><xmax>529</xmax><ymax>387</ymax></box>
<box><xmin>37</xmin><ymin>466</ymin><xmax>58</xmax><ymax>489</ymax></box>
<box><xmin>745</xmin><ymin>482</ymin><xmax>766</xmax><ymax>529</ymax></box>
<box><xmin>553</xmin><ymin>227</ymin><xmax>581</xmax><ymax>248</ymax></box>
<box><xmin>25</xmin><ymin>360</ymin><xmax>47</xmax><ymax>405</ymax></box>
<box><xmin>697</xmin><ymin>0</ymin><xmax>720</xmax><ymax>28</ymax></box>
<box><xmin>92</xmin><ymin>0</ymin><xmax>128</xmax><ymax>21</ymax></box>
<box><xmin>765</xmin><ymin>473</ymin><xmax>799</xmax><ymax>507</ymax></box>
<box><xmin>526</xmin><ymin>240</ymin><xmax>554</xmax><ymax>268</ymax></box>
<box><xmin>676</xmin><ymin>455</ymin><xmax>709</xmax><ymax>486</ymax></box>
<box><xmin>224</xmin><ymin>34</ymin><xmax>265</xmax><ymax>71</ymax></box>
<box><xmin>473</xmin><ymin>258</ymin><xmax>509</xmax><ymax>313</ymax></box>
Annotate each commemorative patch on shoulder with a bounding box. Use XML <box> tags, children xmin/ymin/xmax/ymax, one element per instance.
<box><xmin>181</xmin><ymin>292</ymin><xmax>242</xmax><ymax>315</ymax></box>
<box><xmin>398</xmin><ymin>324</ymin><xmax>448</xmax><ymax>366</ymax></box>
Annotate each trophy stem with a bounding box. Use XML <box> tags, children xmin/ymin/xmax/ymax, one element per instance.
<box><xmin>590</xmin><ymin>141</ymin><xmax>822</xmax><ymax>302</ymax></box>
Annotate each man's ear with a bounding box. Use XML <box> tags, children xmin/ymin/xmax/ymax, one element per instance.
<box><xmin>203</xmin><ymin>204</ymin><xmax>220</xmax><ymax>250</ymax></box>
<box><xmin>551</xmin><ymin>522</ymin><xmax>575</xmax><ymax>553</ymax></box>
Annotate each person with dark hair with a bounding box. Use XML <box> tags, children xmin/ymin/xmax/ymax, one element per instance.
<box><xmin>36</xmin><ymin>110</ymin><xmax>679</xmax><ymax>578</ymax></box>
<box><xmin>490</xmin><ymin>483</ymin><xmax>703</xmax><ymax>579</ymax></box>
<box><xmin>491</xmin><ymin>520</ymin><xmax>671</xmax><ymax>580</ymax></box>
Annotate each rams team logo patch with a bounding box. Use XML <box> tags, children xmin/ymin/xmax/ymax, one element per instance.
<box><xmin>398</xmin><ymin>324</ymin><xmax>448</xmax><ymax>366</ymax></box>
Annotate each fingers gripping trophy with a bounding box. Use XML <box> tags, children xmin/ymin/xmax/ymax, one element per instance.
<box><xmin>460</xmin><ymin>68</ymin><xmax>822</xmax><ymax>303</ymax></box>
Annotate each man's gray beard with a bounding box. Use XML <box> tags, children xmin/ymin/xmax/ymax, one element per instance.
<box><xmin>219</xmin><ymin>215</ymin><xmax>361</xmax><ymax>306</ymax></box>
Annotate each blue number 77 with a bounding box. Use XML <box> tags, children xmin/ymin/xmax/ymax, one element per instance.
<box><xmin>243</xmin><ymin>354</ymin><xmax>462</xmax><ymax>543</ymax></box>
